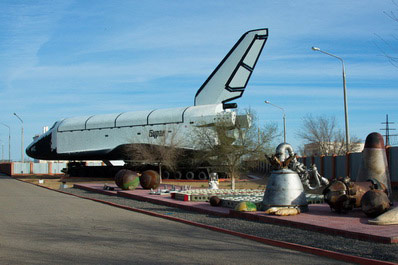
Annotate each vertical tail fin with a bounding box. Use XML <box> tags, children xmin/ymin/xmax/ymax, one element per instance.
<box><xmin>194</xmin><ymin>29</ymin><xmax>268</xmax><ymax>106</ymax></box>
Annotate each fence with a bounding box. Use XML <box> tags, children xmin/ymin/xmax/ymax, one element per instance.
<box><xmin>0</xmin><ymin>162</ymin><xmax>67</xmax><ymax>176</ymax></box>
<box><xmin>298</xmin><ymin>146</ymin><xmax>398</xmax><ymax>184</ymax></box>
<box><xmin>252</xmin><ymin>146</ymin><xmax>398</xmax><ymax>185</ymax></box>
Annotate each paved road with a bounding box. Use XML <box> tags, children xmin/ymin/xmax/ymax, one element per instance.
<box><xmin>0</xmin><ymin>175</ymin><xmax>350</xmax><ymax>265</ymax></box>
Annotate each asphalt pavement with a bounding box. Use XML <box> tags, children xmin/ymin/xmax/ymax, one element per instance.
<box><xmin>0</xmin><ymin>174</ymin><xmax>352</xmax><ymax>265</ymax></box>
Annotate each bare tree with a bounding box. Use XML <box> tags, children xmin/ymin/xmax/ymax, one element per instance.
<box><xmin>375</xmin><ymin>0</ymin><xmax>398</xmax><ymax>67</ymax></box>
<box><xmin>334</xmin><ymin>130</ymin><xmax>363</xmax><ymax>154</ymax></box>
<box><xmin>191</xmin><ymin>109</ymin><xmax>278</xmax><ymax>189</ymax></box>
<box><xmin>297</xmin><ymin>114</ymin><xmax>361</xmax><ymax>156</ymax></box>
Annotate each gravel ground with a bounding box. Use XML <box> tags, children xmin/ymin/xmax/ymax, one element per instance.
<box><xmin>65</xmin><ymin>187</ymin><xmax>398</xmax><ymax>263</ymax></box>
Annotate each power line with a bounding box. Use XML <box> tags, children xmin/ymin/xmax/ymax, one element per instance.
<box><xmin>380</xmin><ymin>114</ymin><xmax>397</xmax><ymax>146</ymax></box>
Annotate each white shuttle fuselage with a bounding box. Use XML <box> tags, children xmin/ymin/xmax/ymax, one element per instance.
<box><xmin>26</xmin><ymin>29</ymin><xmax>269</xmax><ymax>161</ymax></box>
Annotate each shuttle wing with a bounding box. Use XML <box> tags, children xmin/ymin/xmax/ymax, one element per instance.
<box><xmin>194</xmin><ymin>29</ymin><xmax>268</xmax><ymax>106</ymax></box>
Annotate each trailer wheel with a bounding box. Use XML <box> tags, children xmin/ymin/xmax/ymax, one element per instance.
<box><xmin>174</xmin><ymin>171</ymin><xmax>182</xmax><ymax>179</ymax></box>
<box><xmin>162</xmin><ymin>170</ymin><xmax>170</xmax><ymax>179</ymax></box>
<box><xmin>197</xmin><ymin>170</ymin><xmax>208</xmax><ymax>180</ymax></box>
<box><xmin>185</xmin><ymin>171</ymin><xmax>195</xmax><ymax>180</ymax></box>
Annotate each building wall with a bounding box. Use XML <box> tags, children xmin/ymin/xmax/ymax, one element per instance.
<box><xmin>303</xmin><ymin>142</ymin><xmax>364</xmax><ymax>156</ymax></box>
<box><xmin>0</xmin><ymin>162</ymin><xmax>67</xmax><ymax>176</ymax></box>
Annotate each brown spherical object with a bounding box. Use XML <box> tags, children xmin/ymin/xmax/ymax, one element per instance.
<box><xmin>323</xmin><ymin>179</ymin><xmax>353</xmax><ymax>213</ymax></box>
<box><xmin>323</xmin><ymin>180</ymin><xmax>347</xmax><ymax>205</ymax></box>
<box><xmin>139</xmin><ymin>170</ymin><xmax>160</xmax><ymax>189</ymax></box>
<box><xmin>114</xmin><ymin>169</ymin><xmax>140</xmax><ymax>190</ymax></box>
<box><xmin>350</xmin><ymin>182</ymin><xmax>372</xmax><ymax>208</ymax></box>
<box><xmin>323</xmin><ymin>179</ymin><xmax>370</xmax><ymax>213</ymax></box>
<box><xmin>209</xmin><ymin>196</ymin><xmax>221</xmax><ymax>207</ymax></box>
<box><xmin>361</xmin><ymin>189</ymin><xmax>391</xmax><ymax>218</ymax></box>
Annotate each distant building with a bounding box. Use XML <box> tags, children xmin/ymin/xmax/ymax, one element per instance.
<box><xmin>303</xmin><ymin>142</ymin><xmax>364</xmax><ymax>156</ymax></box>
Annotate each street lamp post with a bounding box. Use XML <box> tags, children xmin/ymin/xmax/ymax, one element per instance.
<box><xmin>264</xmin><ymin>100</ymin><xmax>286</xmax><ymax>143</ymax></box>
<box><xmin>311</xmin><ymin>47</ymin><xmax>350</xmax><ymax>152</ymax></box>
<box><xmin>0</xmin><ymin>122</ymin><xmax>11</xmax><ymax>161</ymax></box>
<box><xmin>13</xmin><ymin>113</ymin><xmax>24</xmax><ymax>163</ymax></box>
<box><xmin>0</xmin><ymin>140</ymin><xmax>3</xmax><ymax>162</ymax></box>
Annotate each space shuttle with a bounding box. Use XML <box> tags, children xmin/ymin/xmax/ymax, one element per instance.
<box><xmin>26</xmin><ymin>29</ymin><xmax>269</xmax><ymax>163</ymax></box>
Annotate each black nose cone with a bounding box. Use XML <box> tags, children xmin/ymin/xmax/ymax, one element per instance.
<box><xmin>26</xmin><ymin>133</ymin><xmax>53</xmax><ymax>159</ymax></box>
<box><xmin>26</xmin><ymin>144</ymin><xmax>37</xmax><ymax>158</ymax></box>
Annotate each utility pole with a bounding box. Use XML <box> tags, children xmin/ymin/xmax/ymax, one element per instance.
<box><xmin>264</xmin><ymin>100</ymin><xmax>286</xmax><ymax>143</ymax></box>
<box><xmin>1</xmin><ymin>141</ymin><xmax>4</xmax><ymax>162</ymax></box>
<box><xmin>381</xmin><ymin>114</ymin><xmax>397</xmax><ymax>146</ymax></box>
<box><xmin>312</xmin><ymin>47</ymin><xmax>350</xmax><ymax>152</ymax></box>
<box><xmin>13</xmin><ymin>113</ymin><xmax>24</xmax><ymax>163</ymax></box>
<box><xmin>0</xmin><ymin>123</ymin><xmax>10</xmax><ymax>161</ymax></box>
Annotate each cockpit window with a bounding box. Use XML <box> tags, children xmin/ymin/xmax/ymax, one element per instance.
<box><xmin>49</xmin><ymin>122</ymin><xmax>57</xmax><ymax>130</ymax></box>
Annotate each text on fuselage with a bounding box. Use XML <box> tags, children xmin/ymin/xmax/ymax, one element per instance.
<box><xmin>149</xmin><ymin>130</ymin><xmax>165</xmax><ymax>139</ymax></box>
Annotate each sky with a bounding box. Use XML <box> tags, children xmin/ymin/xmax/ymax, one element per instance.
<box><xmin>0</xmin><ymin>0</ymin><xmax>397</xmax><ymax>161</ymax></box>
